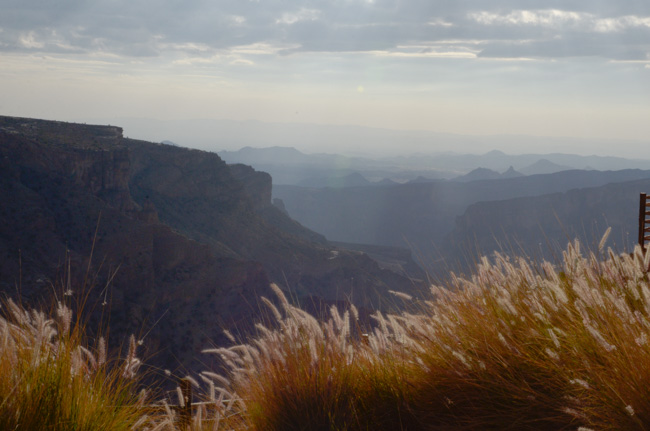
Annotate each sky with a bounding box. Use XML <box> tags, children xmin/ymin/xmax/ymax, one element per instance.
<box><xmin>1</xmin><ymin>0</ymin><xmax>649</xmax><ymax>155</ymax></box>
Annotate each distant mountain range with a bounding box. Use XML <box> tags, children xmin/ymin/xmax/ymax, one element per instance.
<box><xmin>219</xmin><ymin>146</ymin><xmax>455</xmax><ymax>185</ymax></box>
<box><xmin>519</xmin><ymin>159</ymin><xmax>573</xmax><ymax>176</ymax></box>
<box><xmin>454</xmin><ymin>166</ymin><xmax>524</xmax><ymax>182</ymax></box>
<box><xmin>218</xmin><ymin>145</ymin><xmax>650</xmax><ymax>279</ymax></box>
<box><xmin>82</xmin><ymin>117</ymin><xmax>650</xmax><ymax>160</ymax></box>
<box><xmin>218</xmin><ymin>146</ymin><xmax>650</xmax><ymax>186</ymax></box>
<box><xmin>273</xmin><ymin>169</ymin><xmax>650</xmax><ymax>276</ymax></box>
<box><xmin>296</xmin><ymin>172</ymin><xmax>370</xmax><ymax>188</ymax></box>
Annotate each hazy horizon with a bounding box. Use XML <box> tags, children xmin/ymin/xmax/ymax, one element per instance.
<box><xmin>1</xmin><ymin>1</ymin><xmax>649</xmax><ymax>156</ymax></box>
<box><xmin>75</xmin><ymin>116</ymin><xmax>650</xmax><ymax>160</ymax></box>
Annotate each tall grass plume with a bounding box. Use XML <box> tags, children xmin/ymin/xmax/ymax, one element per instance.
<box><xmin>0</xmin><ymin>297</ymin><xmax>148</xmax><ymax>430</ymax></box>
<box><xmin>8</xmin><ymin>236</ymin><xmax>650</xmax><ymax>430</ymax></box>
<box><xmin>201</xmin><ymin>239</ymin><xmax>650</xmax><ymax>430</ymax></box>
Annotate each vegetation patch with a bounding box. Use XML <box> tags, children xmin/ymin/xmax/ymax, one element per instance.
<box><xmin>0</xmin><ymin>298</ymin><xmax>146</xmax><ymax>431</ymax></box>
<box><xmin>6</xmin><ymin>234</ymin><xmax>650</xmax><ymax>430</ymax></box>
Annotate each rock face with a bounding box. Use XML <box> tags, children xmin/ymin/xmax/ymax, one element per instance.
<box><xmin>228</xmin><ymin>163</ymin><xmax>273</xmax><ymax>211</ymax></box>
<box><xmin>0</xmin><ymin>117</ymin><xmax>136</xmax><ymax>212</ymax></box>
<box><xmin>0</xmin><ymin>116</ymin><xmax>424</xmax><ymax>374</ymax></box>
<box><xmin>443</xmin><ymin>177</ymin><xmax>650</xmax><ymax>275</ymax></box>
<box><xmin>125</xmin><ymin>138</ymin><xmax>423</xmax><ymax>310</ymax></box>
<box><xmin>0</xmin><ymin>117</ymin><xmax>274</xmax><ymax>373</ymax></box>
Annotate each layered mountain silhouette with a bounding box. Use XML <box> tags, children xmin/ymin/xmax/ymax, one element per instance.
<box><xmin>274</xmin><ymin>169</ymin><xmax>650</xmax><ymax>274</ymax></box>
<box><xmin>519</xmin><ymin>159</ymin><xmax>572</xmax><ymax>175</ymax></box>
<box><xmin>454</xmin><ymin>166</ymin><xmax>524</xmax><ymax>182</ymax></box>
<box><xmin>297</xmin><ymin>172</ymin><xmax>371</xmax><ymax>188</ymax></box>
<box><xmin>220</xmin><ymin>146</ymin><xmax>650</xmax><ymax>186</ymax></box>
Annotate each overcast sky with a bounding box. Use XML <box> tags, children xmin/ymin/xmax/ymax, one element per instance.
<box><xmin>1</xmin><ymin>0</ymin><xmax>649</xmax><ymax>155</ymax></box>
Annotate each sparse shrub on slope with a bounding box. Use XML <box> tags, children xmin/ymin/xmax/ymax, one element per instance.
<box><xmin>202</xmin><ymin>233</ymin><xmax>650</xmax><ymax>430</ymax></box>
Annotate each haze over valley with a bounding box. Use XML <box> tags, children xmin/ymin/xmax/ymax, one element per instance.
<box><xmin>219</xmin><ymin>145</ymin><xmax>650</xmax><ymax>275</ymax></box>
<box><xmin>3</xmin><ymin>1</ymin><xmax>650</xmax><ymax>426</ymax></box>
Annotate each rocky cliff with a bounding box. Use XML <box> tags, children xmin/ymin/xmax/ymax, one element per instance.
<box><xmin>0</xmin><ymin>117</ymin><xmax>275</xmax><ymax>373</ymax></box>
<box><xmin>124</xmin><ymin>138</ymin><xmax>423</xmax><ymax>310</ymax></box>
<box><xmin>0</xmin><ymin>115</ymin><xmax>424</xmax><ymax>375</ymax></box>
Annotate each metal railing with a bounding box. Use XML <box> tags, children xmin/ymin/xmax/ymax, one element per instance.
<box><xmin>640</xmin><ymin>193</ymin><xmax>650</xmax><ymax>250</ymax></box>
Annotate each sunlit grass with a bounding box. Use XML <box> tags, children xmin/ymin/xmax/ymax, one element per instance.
<box><xmin>7</xmin><ymin>234</ymin><xmax>650</xmax><ymax>430</ymax></box>
<box><xmin>199</xmin><ymin>234</ymin><xmax>650</xmax><ymax>430</ymax></box>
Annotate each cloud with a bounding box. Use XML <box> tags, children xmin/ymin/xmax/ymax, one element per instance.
<box><xmin>374</xmin><ymin>44</ymin><xmax>478</xmax><ymax>59</ymax></box>
<box><xmin>592</xmin><ymin>15</ymin><xmax>650</xmax><ymax>33</ymax></box>
<box><xmin>470</xmin><ymin>9</ymin><xmax>650</xmax><ymax>33</ymax></box>
<box><xmin>19</xmin><ymin>31</ymin><xmax>44</xmax><ymax>49</ymax></box>
<box><xmin>231</xmin><ymin>42</ymin><xmax>299</xmax><ymax>55</ymax></box>
<box><xmin>0</xmin><ymin>1</ymin><xmax>648</xmax><ymax>63</ymax></box>
<box><xmin>276</xmin><ymin>8</ymin><xmax>321</xmax><ymax>25</ymax></box>
<box><xmin>470</xmin><ymin>10</ymin><xmax>586</xmax><ymax>28</ymax></box>
<box><xmin>464</xmin><ymin>9</ymin><xmax>650</xmax><ymax>60</ymax></box>
<box><xmin>230</xmin><ymin>15</ymin><xmax>246</xmax><ymax>26</ymax></box>
<box><xmin>230</xmin><ymin>58</ymin><xmax>255</xmax><ymax>66</ymax></box>
<box><xmin>428</xmin><ymin>19</ymin><xmax>454</xmax><ymax>28</ymax></box>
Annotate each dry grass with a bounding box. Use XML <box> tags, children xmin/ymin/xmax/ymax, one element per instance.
<box><xmin>198</xmin><ymin>235</ymin><xmax>650</xmax><ymax>430</ymax></box>
<box><xmin>7</xmin><ymin>234</ymin><xmax>650</xmax><ymax>430</ymax></box>
<box><xmin>0</xmin><ymin>297</ymin><xmax>148</xmax><ymax>431</ymax></box>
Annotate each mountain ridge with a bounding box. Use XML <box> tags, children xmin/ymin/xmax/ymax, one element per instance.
<box><xmin>220</xmin><ymin>146</ymin><xmax>650</xmax><ymax>186</ymax></box>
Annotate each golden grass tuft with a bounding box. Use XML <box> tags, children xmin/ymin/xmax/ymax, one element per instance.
<box><xmin>200</xmin><ymin>239</ymin><xmax>650</xmax><ymax>430</ymax></box>
<box><xmin>7</xmin><ymin>236</ymin><xmax>650</xmax><ymax>430</ymax></box>
<box><xmin>0</xmin><ymin>298</ymin><xmax>147</xmax><ymax>431</ymax></box>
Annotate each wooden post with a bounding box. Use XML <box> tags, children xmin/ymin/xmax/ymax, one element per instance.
<box><xmin>640</xmin><ymin>193</ymin><xmax>648</xmax><ymax>250</ymax></box>
<box><xmin>179</xmin><ymin>378</ymin><xmax>193</xmax><ymax>429</ymax></box>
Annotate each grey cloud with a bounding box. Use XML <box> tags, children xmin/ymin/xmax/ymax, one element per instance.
<box><xmin>467</xmin><ymin>10</ymin><xmax>650</xmax><ymax>60</ymax></box>
<box><xmin>477</xmin><ymin>36</ymin><xmax>649</xmax><ymax>61</ymax></box>
<box><xmin>0</xmin><ymin>0</ymin><xmax>648</xmax><ymax>62</ymax></box>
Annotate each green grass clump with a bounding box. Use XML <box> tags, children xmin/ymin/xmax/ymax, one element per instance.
<box><xmin>0</xmin><ymin>299</ymin><xmax>148</xmax><ymax>431</ymax></box>
<box><xmin>200</xmin><ymin>236</ymin><xmax>650</xmax><ymax>430</ymax></box>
